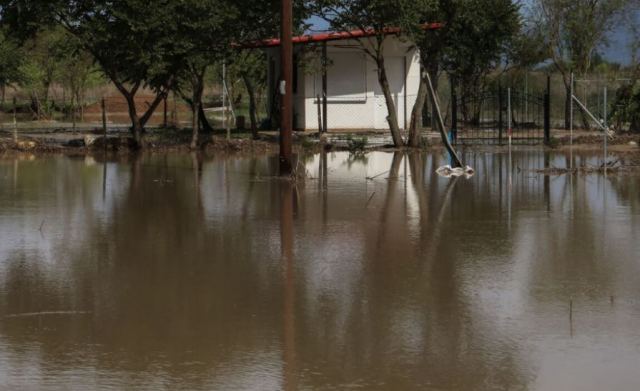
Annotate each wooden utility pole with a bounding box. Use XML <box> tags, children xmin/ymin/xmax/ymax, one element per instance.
<box><xmin>163</xmin><ymin>95</ymin><xmax>168</xmax><ymax>128</ymax></box>
<box><xmin>12</xmin><ymin>97</ymin><xmax>17</xmax><ymax>143</ymax></box>
<box><xmin>101</xmin><ymin>97</ymin><xmax>107</xmax><ymax>149</ymax></box>
<box><xmin>279</xmin><ymin>0</ymin><xmax>293</xmax><ymax>175</ymax></box>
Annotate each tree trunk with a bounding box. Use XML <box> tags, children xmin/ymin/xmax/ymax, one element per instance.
<box><xmin>630</xmin><ymin>115</ymin><xmax>640</xmax><ymax>133</ymax></box>
<box><xmin>191</xmin><ymin>98</ymin><xmax>200</xmax><ymax>150</ymax></box>
<box><xmin>80</xmin><ymin>91</ymin><xmax>85</xmax><ymax>123</ymax></box>
<box><xmin>190</xmin><ymin>73</ymin><xmax>205</xmax><ymax>150</ymax></box>
<box><xmin>123</xmin><ymin>92</ymin><xmax>143</xmax><ymax>148</ymax></box>
<box><xmin>199</xmin><ymin>106</ymin><xmax>214</xmax><ymax>133</ymax></box>
<box><xmin>71</xmin><ymin>93</ymin><xmax>76</xmax><ymax>130</ymax></box>
<box><xmin>408</xmin><ymin>68</ymin><xmax>428</xmax><ymax>147</ymax></box>
<box><xmin>376</xmin><ymin>56</ymin><xmax>403</xmax><ymax>147</ymax></box>
<box><xmin>140</xmin><ymin>92</ymin><xmax>168</xmax><ymax>128</ymax></box>
<box><xmin>243</xmin><ymin>74</ymin><xmax>259</xmax><ymax>139</ymax></box>
<box><xmin>33</xmin><ymin>92</ymin><xmax>42</xmax><ymax>120</ymax></box>
<box><xmin>428</xmin><ymin>64</ymin><xmax>439</xmax><ymax>128</ymax></box>
<box><xmin>43</xmin><ymin>82</ymin><xmax>50</xmax><ymax>106</ymax></box>
<box><xmin>565</xmin><ymin>84</ymin><xmax>571</xmax><ymax>130</ymax></box>
<box><xmin>579</xmin><ymin>108</ymin><xmax>591</xmax><ymax>130</ymax></box>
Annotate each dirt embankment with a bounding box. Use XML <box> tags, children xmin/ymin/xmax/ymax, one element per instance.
<box><xmin>0</xmin><ymin>134</ymin><xmax>278</xmax><ymax>155</ymax></box>
<box><xmin>555</xmin><ymin>133</ymin><xmax>640</xmax><ymax>148</ymax></box>
<box><xmin>2</xmin><ymin>128</ymin><xmax>640</xmax><ymax>156</ymax></box>
<box><xmin>83</xmin><ymin>95</ymin><xmax>192</xmax><ymax>125</ymax></box>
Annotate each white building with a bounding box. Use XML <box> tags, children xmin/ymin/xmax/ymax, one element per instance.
<box><xmin>261</xmin><ymin>27</ymin><xmax>439</xmax><ymax>132</ymax></box>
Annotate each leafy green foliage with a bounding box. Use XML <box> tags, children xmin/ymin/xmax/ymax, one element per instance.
<box><xmin>0</xmin><ymin>29</ymin><xmax>24</xmax><ymax>92</ymax></box>
<box><xmin>346</xmin><ymin>134</ymin><xmax>368</xmax><ymax>152</ymax></box>
<box><xmin>534</xmin><ymin>0</ymin><xmax>630</xmax><ymax>76</ymax></box>
<box><xmin>412</xmin><ymin>0</ymin><xmax>520</xmax><ymax>93</ymax></box>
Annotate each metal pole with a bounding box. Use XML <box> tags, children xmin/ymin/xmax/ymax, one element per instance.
<box><xmin>171</xmin><ymin>91</ymin><xmax>177</xmax><ymax>127</ymax></box>
<box><xmin>101</xmin><ymin>97</ymin><xmax>107</xmax><ymax>150</ymax></box>
<box><xmin>570</xmin><ymin>73</ymin><xmax>574</xmax><ymax>143</ymax></box>
<box><xmin>570</xmin><ymin>72</ymin><xmax>574</xmax><ymax>170</ymax></box>
<box><xmin>403</xmin><ymin>56</ymin><xmax>408</xmax><ymax>129</ymax></box>
<box><xmin>163</xmin><ymin>95</ymin><xmax>168</xmax><ymax>128</ymax></box>
<box><xmin>508</xmin><ymin>87</ymin><xmax>512</xmax><ymax>233</ymax></box>
<box><xmin>604</xmin><ymin>86</ymin><xmax>608</xmax><ymax>172</ymax></box>
<box><xmin>525</xmin><ymin>73</ymin><xmax>528</xmax><ymax>121</ymax></box>
<box><xmin>498</xmin><ymin>83</ymin><xmax>503</xmax><ymax>145</ymax></box>
<box><xmin>426</xmin><ymin>72</ymin><xmax>464</xmax><ymax>168</ymax></box>
<box><xmin>317</xmin><ymin>94</ymin><xmax>322</xmax><ymax>133</ymax></box>
<box><xmin>223</xmin><ymin>62</ymin><xmax>230</xmax><ymax>141</ymax></box>
<box><xmin>572</xmin><ymin>95</ymin><xmax>608</xmax><ymax>132</ymax></box>
<box><xmin>508</xmin><ymin>87</ymin><xmax>512</xmax><ymax>147</ymax></box>
<box><xmin>451</xmin><ymin>79</ymin><xmax>457</xmax><ymax>144</ymax></box>
<box><xmin>544</xmin><ymin>75</ymin><xmax>551</xmax><ymax>145</ymax></box>
<box><xmin>322</xmin><ymin>42</ymin><xmax>328</xmax><ymax>134</ymax></box>
<box><xmin>12</xmin><ymin>97</ymin><xmax>17</xmax><ymax>143</ymax></box>
<box><xmin>279</xmin><ymin>0</ymin><xmax>293</xmax><ymax>174</ymax></box>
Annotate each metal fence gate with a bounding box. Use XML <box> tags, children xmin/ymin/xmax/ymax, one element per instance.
<box><xmin>451</xmin><ymin>79</ymin><xmax>550</xmax><ymax>145</ymax></box>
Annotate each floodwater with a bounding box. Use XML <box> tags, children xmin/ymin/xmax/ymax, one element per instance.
<box><xmin>0</xmin><ymin>149</ymin><xmax>639</xmax><ymax>390</ymax></box>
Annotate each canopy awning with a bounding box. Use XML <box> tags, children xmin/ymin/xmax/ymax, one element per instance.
<box><xmin>243</xmin><ymin>23</ymin><xmax>443</xmax><ymax>48</ymax></box>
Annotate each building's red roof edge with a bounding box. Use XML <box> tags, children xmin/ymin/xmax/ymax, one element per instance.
<box><xmin>242</xmin><ymin>23</ymin><xmax>443</xmax><ymax>48</ymax></box>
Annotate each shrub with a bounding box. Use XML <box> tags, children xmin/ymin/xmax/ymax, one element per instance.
<box><xmin>346</xmin><ymin>135</ymin><xmax>368</xmax><ymax>152</ymax></box>
<box><xmin>546</xmin><ymin>136</ymin><xmax>560</xmax><ymax>148</ymax></box>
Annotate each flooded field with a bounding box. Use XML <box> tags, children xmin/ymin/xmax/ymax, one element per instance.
<box><xmin>0</xmin><ymin>149</ymin><xmax>639</xmax><ymax>390</ymax></box>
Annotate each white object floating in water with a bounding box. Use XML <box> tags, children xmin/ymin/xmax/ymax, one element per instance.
<box><xmin>436</xmin><ymin>165</ymin><xmax>475</xmax><ymax>178</ymax></box>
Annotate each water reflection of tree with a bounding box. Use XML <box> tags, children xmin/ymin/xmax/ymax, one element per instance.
<box><xmin>1</xmin><ymin>150</ymin><xmax>638</xmax><ymax>389</ymax></box>
<box><xmin>290</xmin><ymin>151</ymin><xmax>529</xmax><ymax>389</ymax></box>
<box><xmin>280</xmin><ymin>181</ymin><xmax>297</xmax><ymax>391</ymax></box>
<box><xmin>0</xmin><ymin>153</ymin><xmax>293</xmax><ymax>390</ymax></box>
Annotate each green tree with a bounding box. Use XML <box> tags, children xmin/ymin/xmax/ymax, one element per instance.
<box><xmin>54</xmin><ymin>34</ymin><xmax>104</xmax><ymax>125</ymax></box>
<box><xmin>169</xmin><ymin>0</ymin><xmax>239</xmax><ymax>149</ymax></box>
<box><xmin>406</xmin><ymin>0</ymin><xmax>520</xmax><ymax>146</ymax></box>
<box><xmin>309</xmin><ymin>0</ymin><xmax>421</xmax><ymax>147</ymax></box>
<box><xmin>227</xmin><ymin>50</ymin><xmax>268</xmax><ymax>139</ymax></box>
<box><xmin>14</xmin><ymin>28</ymin><xmax>72</xmax><ymax>119</ymax></box>
<box><xmin>233</xmin><ymin>0</ymin><xmax>307</xmax><ymax>138</ymax></box>
<box><xmin>533</xmin><ymin>0</ymin><xmax>631</xmax><ymax>129</ymax></box>
<box><xmin>0</xmin><ymin>0</ymin><xmax>184</xmax><ymax>146</ymax></box>
<box><xmin>0</xmin><ymin>29</ymin><xmax>24</xmax><ymax>105</ymax></box>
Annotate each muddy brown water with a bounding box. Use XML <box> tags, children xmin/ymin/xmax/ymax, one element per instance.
<box><xmin>0</xmin><ymin>149</ymin><xmax>639</xmax><ymax>390</ymax></box>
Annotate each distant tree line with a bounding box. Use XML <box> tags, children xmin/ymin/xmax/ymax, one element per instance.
<box><xmin>0</xmin><ymin>0</ymin><xmax>638</xmax><ymax>149</ymax></box>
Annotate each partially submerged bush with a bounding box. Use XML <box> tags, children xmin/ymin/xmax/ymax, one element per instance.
<box><xmin>299</xmin><ymin>135</ymin><xmax>316</xmax><ymax>150</ymax></box>
<box><xmin>346</xmin><ymin>135</ymin><xmax>368</xmax><ymax>152</ymax></box>
<box><xmin>546</xmin><ymin>136</ymin><xmax>560</xmax><ymax>148</ymax></box>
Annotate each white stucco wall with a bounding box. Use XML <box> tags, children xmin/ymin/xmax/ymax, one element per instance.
<box><xmin>297</xmin><ymin>36</ymin><xmax>421</xmax><ymax>131</ymax></box>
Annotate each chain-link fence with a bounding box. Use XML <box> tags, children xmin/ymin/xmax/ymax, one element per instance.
<box><xmin>1</xmin><ymin>70</ymin><xmax>635</xmax><ymax>141</ymax></box>
<box><xmin>0</xmin><ymin>83</ymin><xmax>266</xmax><ymax>137</ymax></box>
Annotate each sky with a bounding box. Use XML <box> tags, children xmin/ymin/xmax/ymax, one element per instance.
<box><xmin>307</xmin><ymin>10</ymin><xmax>640</xmax><ymax>65</ymax></box>
<box><xmin>603</xmin><ymin>21</ymin><xmax>638</xmax><ymax>65</ymax></box>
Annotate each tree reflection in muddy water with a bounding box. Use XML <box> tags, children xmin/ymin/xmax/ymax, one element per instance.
<box><xmin>0</xmin><ymin>149</ymin><xmax>639</xmax><ymax>390</ymax></box>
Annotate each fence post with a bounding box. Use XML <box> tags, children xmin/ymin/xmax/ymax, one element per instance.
<box><xmin>72</xmin><ymin>96</ymin><xmax>76</xmax><ymax>131</ymax></box>
<box><xmin>316</xmin><ymin>94</ymin><xmax>322</xmax><ymax>133</ymax></box>
<box><xmin>12</xmin><ymin>97</ymin><xmax>17</xmax><ymax>143</ymax></box>
<box><xmin>508</xmin><ymin>87</ymin><xmax>512</xmax><ymax>147</ymax></box>
<box><xmin>322</xmin><ymin>41</ymin><xmax>328</xmax><ymax>133</ymax></box>
<box><xmin>451</xmin><ymin>80</ymin><xmax>457</xmax><ymax>144</ymax></box>
<box><xmin>570</xmin><ymin>72</ymin><xmax>574</xmax><ymax>149</ymax></box>
<box><xmin>498</xmin><ymin>83</ymin><xmax>503</xmax><ymax>145</ymax></box>
<box><xmin>604</xmin><ymin>86</ymin><xmax>608</xmax><ymax>170</ymax></box>
<box><xmin>101</xmin><ymin>97</ymin><xmax>107</xmax><ymax>149</ymax></box>
<box><xmin>544</xmin><ymin>75</ymin><xmax>551</xmax><ymax>145</ymax></box>
<box><xmin>172</xmin><ymin>92</ymin><xmax>178</xmax><ymax>127</ymax></box>
<box><xmin>163</xmin><ymin>95</ymin><xmax>168</xmax><ymax>128</ymax></box>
